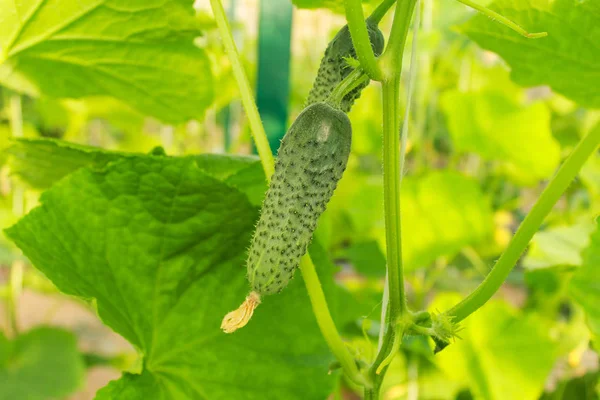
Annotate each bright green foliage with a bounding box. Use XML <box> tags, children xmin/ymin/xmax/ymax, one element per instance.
<box><xmin>461</xmin><ymin>0</ymin><xmax>600</xmax><ymax>108</ymax></box>
<box><xmin>292</xmin><ymin>0</ymin><xmax>350</xmax><ymax>11</ymax></box>
<box><xmin>0</xmin><ymin>327</ymin><xmax>85</xmax><ymax>400</ymax></box>
<box><xmin>401</xmin><ymin>172</ymin><xmax>494</xmax><ymax>270</ymax></box>
<box><xmin>434</xmin><ymin>298</ymin><xmax>561</xmax><ymax>400</ymax></box>
<box><xmin>0</xmin><ymin>0</ymin><xmax>214</xmax><ymax>123</ymax></box>
<box><xmin>441</xmin><ymin>89</ymin><xmax>560</xmax><ymax>185</ymax></box>
<box><xmin>330</xmin><ymin>171</ymin><xmax>494</xmax><ymax>271</ymax></box>
<box><xmin>569</xmin><ymin>219</ymin><xmax>600</xmax><ymax>339</ymax></box>
<box><xmin>306</xmin><ymin>21</ymin><xmax>384</xmax><ymax>112</ymax></box>
<box><xmin>524</xmin><ymin>221</ymin><xmax>595</xmax><ymax>270</ymax></box>
<box><xmin>5</xmin><ymin>153</ymin><xmax>340</xmax><ymax>399</ymax></box>
<box><xmin>6</xmin><ymin>139</ymin><xmax>267</xmax><ymax>199</ymax></box>
<box><xmin>6</xmin><ymin>138</ymin><xmax>126</xmax><ymax>189</ymax></box>
<box><xmin>248</xmin><ymin>103</ymin><xmax>351</xmax><ymax>295</ymax></box>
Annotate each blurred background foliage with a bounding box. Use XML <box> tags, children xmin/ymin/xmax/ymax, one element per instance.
<box><xmin>0</xmin><ymin>0</ymin><xmax>598</xmax><ymax>399</ymax></box>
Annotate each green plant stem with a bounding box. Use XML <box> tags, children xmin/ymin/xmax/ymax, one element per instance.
<box><xmin>327</xmin><ymin>68</ymin><xmax>369</xmax><ymax>108</ymax></box>
<box><xmin>455</xmin><ymin>0</ymin><xmax>547</xmax><ymax>39</ymax></box>
<box><xmin>299</xmin><ymin>257</ymin><xmax>369</xmax><ymax>387</ymax></box>
<box><xmin>446</xmin><ymin>123</ymin><xmax>600</xmax><ymax>323</ymax></box>
<box><xmin>380</xmin><ymin>0</ymin><xmax>418</xmax><ymax>79</ymax></box>
<box><xmin>367</xmin><ymin>0</ymin><xmax>397</xmax><ymax>24</ymax></box>
<box><xmin>366</xmin><ymin>1</ymin><xmax>418</xmax><ymax>398</ymax></box>
<box><xmin>209</xmin><ymin>0</ymin><xmax>274</xmax><ymax>178</ymax></box>
<box><xmin>344</xmin><ymin>0</ymin><xmax>384</xmax><ymax>81</ymax></box>
<box><xmin>210</xmin><ymin>0</ymin><xmax>364</xmax><ymax>386</ymax></box>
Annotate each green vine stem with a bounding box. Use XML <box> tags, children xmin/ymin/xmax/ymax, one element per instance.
<box><xmin>365</xmin><ymin>0</ymin><xmax>418</xmax><ymax>398</ymax></box>
<box><xmin>327</xmin><ymin>68</ymin><xmax>369</xmax><ymax>108</ymax></box>
<box><xmin>209</xmin><ymin>0</ymin><xmax>274</xmax><ymax>178</ymax></box>
<box><xmin>344</xmin><ymin>0</ymin><xmax>384</xmax><ymax>81</ymax></box>
<box><xmin>299</xmin><ymin>257</ymin><xmax>370</xmax><ymax>387</ymax></box>
<box><xmin>445</xmin><ymin>122</ymin><xmax>600</xmax><ymax>323</ymax></box>
<box><xmin>368</xmin><ymin>0</ymin><xmax>397</xmax><ymax>24</ymax></box>
<box><xmin>455</xmin><ymin>0</ymin><xmax>547</xmax><ymax>39</ymax></box>
<box><xmin>209</xmin><ymin>0</ymin><xmax>366</xmax><ymax>386</ymax></box>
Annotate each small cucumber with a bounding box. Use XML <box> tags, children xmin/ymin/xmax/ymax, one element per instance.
<box><xmin>248</xmin><ymin>102</ymin><xmax>351</xmax><ymax>295</ymax></box>
<box><xmin>222</xmin><ymin>102</ymin><xmax>352</xmax><ymax>332</ymax></box>
<box><xmin>306</xmin><ymin>20</ymin><xmax>385</xmax><ymax>112</ymax></box>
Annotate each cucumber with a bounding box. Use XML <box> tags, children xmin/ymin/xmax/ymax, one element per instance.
<box><xmin>248</xmin><ymin>102</ymin><xmax>351</xmax><ymax>295</ymax></box>
<box><xmin>222</xmin><ymin>102</ymin><xmax>352</xmax><ymax>332</ymax></box>
<box><xmin>306</xmin><ymin>20</ymin><xmax>385</xmax><ymax>113</ymax></box>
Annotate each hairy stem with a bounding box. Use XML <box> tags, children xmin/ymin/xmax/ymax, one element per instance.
<box><xmin>300</xmin><ymin>256</ymin><xmax>369</xmax><ymax>387</ymax></box>
<box><xmin>344</xmin><ymin>0</ymin><xmax>384</xmax><ymax>81</ymax></box>
<box><xmin>210</xmin><ymin>0</ymin><xmax>364</xmax><ymax>385</ymax></box>
<box><xmin>367</xmin><ymin>1</ymin><xmax>418</xmax><ymax>397</ymax></box>
<box><xmin>210</xmin><ymin>0</ymin><xmax>274</xmax><ymax>177</ymax></box>
<box><xmin>446</xmin><ymin>123</ymin><xmax>600</xmax><ymax>322</ymax></box>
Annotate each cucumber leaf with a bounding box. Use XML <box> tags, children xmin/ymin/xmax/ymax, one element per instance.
<box><xmin>0</xmin><ymin>0</ymin><xmax>213</xmax><ymax>123</ymax></box>
<box><xmin>5</xmin><ymin>152</ymin><xmax>338</xmax><ymax>399</ymax></box>
<box><xmin>434</xmin><ymin>298</ymin><xmax>561</xmax><ymax>400</ymax></box>
<box><xmin>440</xmin><ymin>89</ymin><xmax>560</xmax><ymax>185</ymax></box>
<box><xmin>461</xmin><ymin>0</ymin><xmax>600</xmax><ymax>108</ymax></box>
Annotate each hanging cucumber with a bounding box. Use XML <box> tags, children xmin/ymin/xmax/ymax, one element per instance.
<box><xmin>222</xmin><ymin>102</ymin><xmax>352</xmax><ymax>333</ymax></box>
<box><xmin>306</xmin><ymin>19</ymin><xmax>385</xmax><ymax>113</ymax></box>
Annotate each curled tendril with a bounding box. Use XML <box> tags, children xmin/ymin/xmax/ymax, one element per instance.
<box><xmin>221</xmin><ymin>292</ymin><xmax>261</xmax><ymax>333</ymax></box>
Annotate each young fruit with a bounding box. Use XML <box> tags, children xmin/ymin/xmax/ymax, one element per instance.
<box><xmin>306</xmin><ymin>20</ymin><xmax>385</xmax><ymax>113</ymax></box>
<box><xmin>222</xmin><ymin>102</ymin><xmax>352</xmax><ymax>333</ymax></box>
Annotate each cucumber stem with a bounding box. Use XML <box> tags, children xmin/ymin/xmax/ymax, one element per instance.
<box><xmin>209</xmin><ymin>0</ymin><xmax>275</xmax><ymax>178</ymax></box>
<box><xmin>327</xmin><ymin>68</ymin><xmax>369</xmax><ymax>109</ymax></box>
<box><xmin>444</xmin><ymin>123</ymin><xmax>600</xmax><ymax>324</ymax></box>
<box><xmin>367</xmin><ymin>1</ymin><xmax>418</xmax><ymax>397</ymax></box>
<box><xmin>344</xmin><ymin>0</ymin><xmax>384</xmax><ymax>81</ymax></box>
<box><xmin>368</xmin><ymin>0</ymin><xmax>397</xmax><ymax>25</ymax></box>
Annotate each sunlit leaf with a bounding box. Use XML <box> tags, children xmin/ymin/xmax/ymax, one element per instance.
<box><xmin>5</xmin><ymin>152</ymin><xmax>338</xmax><ymax>399</ymax></box>
<box><xmin>0</xmin><ymin>0</ymin><xmax>214</xmax><ymax>123</ymax></box>
<box><xmin>523</xmin><ymin>221</ymin><xmax>596</xmax><ymax>270</ymax></box>
<box><xmin>461</xmin><ymin>0</ymin><xmax>600</xmax><ymax>108</ymax></box>
<box><xmin>434</xmin><ymin>299</ymin><xmax>561</xmax><ymax>400</ymax></box>
<box><xmin>331</xmin><ymin>171</ymin><xmax>494</xmax><ymax>270</ymax></box>
<box><xmin>441</xmin><ymin>89</ymin><xmax>560</xmax><ymax>185</ymax></box>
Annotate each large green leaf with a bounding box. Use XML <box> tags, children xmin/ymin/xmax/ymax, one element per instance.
<box><xmin>0</xmin><ymin>0</ymin><xmax>214</xmax><ymax>123</ymax></box>
<box><xmin>6</xmin><ymin>139</ymin><xmax>266</xmax><ymax>198</ymax></box>
<box><xmin>441</xmin><ymin>89</ymin><xmax>560</xmax><ymax>184</ymax></box>
<box><xmin>461</xmin><ymin>0</ymin><xmax>600</xmax><ymax>108</ymax></box>
<box><xmin>5</xmin><ymin>153</ymin><xmax>338</xmax><ymax>399</ymax></box>
<box><xmin>569</xmin><ymin>219</ymin><xmax>600</xmax><ymax>339</ymax></box>
<box><xmin>523</xmin><ymin>221</ymin><xmax>596</xmax><ymax>270</ymax></box>
<box><xmin>435</xmin><ymin>299</ymin><xmax>561</xmax><ymax>400</ymax></box>
<box><xmin>0</xmin><ymin>327</ymin><xmax>85</xmax><ymax>399</ymax></box>
<box><xmin>6</xmin><ymin>138</ymin><xmax>126</xmax><ymax>189</ymax></box>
